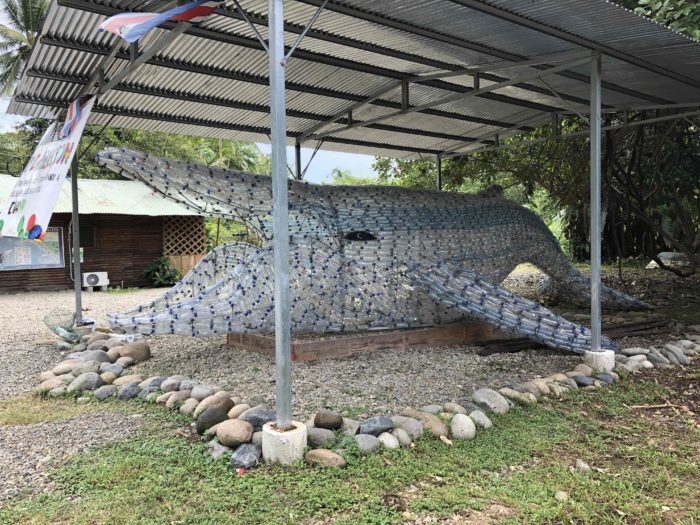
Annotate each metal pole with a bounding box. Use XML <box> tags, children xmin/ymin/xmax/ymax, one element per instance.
<box><xmin>294</xmin><ymin>141</ymin><xmax>302</xmax><ymax>180</ymax></box>
<box><xmin>269</xmin><ymin>0</ymin><xmax>293</xmax><ymax>430</ymax></box>
<box><xmin>436</xmin><ymin>154</ymin><xmax>442</xmax><ymax>191</ymax></box>
<box><xmin>589</xmin><ymin>51</ymin><xmax>602</xmax><ymax>352</ymax></box>
<box><xmin>70</xmin><ymin>155</ymin><xmax>82</xmax><ymax>324</ymax></box>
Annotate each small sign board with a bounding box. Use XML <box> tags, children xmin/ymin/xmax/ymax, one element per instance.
<box><xmin>0</xmin><ymin>96</ymin><xmax>95</xmax><ymax>240</ymax></box>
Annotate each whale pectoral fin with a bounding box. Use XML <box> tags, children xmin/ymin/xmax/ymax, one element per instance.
<box><xmin>408</xmin><ymin>263</ymin><xmax>616</xmax><ymax>354</ymax></box>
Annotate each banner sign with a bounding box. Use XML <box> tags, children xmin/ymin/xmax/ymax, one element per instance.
<box><xmin>0</xmin><ymin>96</ymin><xmax>94</xmax><ymax>240</ymax></box>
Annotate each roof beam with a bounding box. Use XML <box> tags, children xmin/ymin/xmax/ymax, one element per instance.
<box><xmin>452</xmin><ymin>0</ymin><xmax>700</xmax><ymax>91</ymax></box>
<box><xmin>39</xmin><ymin>36</ymin><xmax>524</xmax><ymax>132</ymax></box>
<box><xmin>296</xmin><ymin>0</ymin><xmax>672</xmax><ymax>105</ymax></box>
<box><xmin>13</xmin><ymin>96</ymin><xmax>445</xmax><ymax>156</ymax></box>
<box><xmin>305</xmin><ymin>56</ymin><xmax>592</xmax><ymax>141</ymax></box>
<box><xmin>55</xmin><ymin>0</ymin><xmax>567</xmax><ymax>115</ymax></box>
<box><xmin>26</xmin><ymin>68</ymin><xmax>491</xmax><ymax>144</ymax></box>
<box><xmin>218</xmin><ymin>6</ymin><xmax>596</xmax><ymax>109</ymax></box>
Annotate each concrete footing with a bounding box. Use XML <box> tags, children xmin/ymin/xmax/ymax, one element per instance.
<box><xmin>262</xmin><ymin>421</ymin><xmax>307</xmax><ymax>465</ymax></box>
<box><xmin>583</xmin><ymin>350</ymin><xmax>616</xmax><ymax>373</ymax></box>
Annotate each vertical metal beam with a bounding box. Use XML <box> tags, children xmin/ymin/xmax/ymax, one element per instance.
<box><xmin>70</xmin><ymin>156</ymin><xmax>82</xmax><ymax>324</ymax></box>
<box><xmin>589</xmin><ymin>51</ymin><xmax>602</xmax><ymax>352</ymax></box>
<box><xmin>436</xmin><ymin>153</ymin><xmax>442</xmax><ymax>191</ymax></box>
<box><xmin>294</xmin><ymin>141</ymin><xmax>302</xmax><ymax>180</ymax></box>
<box><xmin>269</xmin><ymin>0</ymin><xmax>293</xmax><ymax>430</ymax></box>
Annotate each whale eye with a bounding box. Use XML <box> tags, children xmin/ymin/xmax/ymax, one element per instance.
<box><xmin>344</xmin><ymin>230</ymin><xmax>377</xmax><ymax>241</ymax></box>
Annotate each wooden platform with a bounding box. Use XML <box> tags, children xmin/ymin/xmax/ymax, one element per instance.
<box><xmin>226</xmin><ymin>321</ymin><xmax>510</xmax><ymax>361</ymax></box>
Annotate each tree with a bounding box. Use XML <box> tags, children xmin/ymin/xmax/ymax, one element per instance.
<box><xmin>617</xmin><ymin>0</ymin><xmax>700</xmax><ymax>40</ymax></box>
<box><xmin>0</xmin><ymin>0</ymin><xmax>49</xmax><ymax>94</ymax></box>
<box><xmin>327</xmin><ymin>168</ymin><xmax>376</xmax><ymax>186</ymax></box>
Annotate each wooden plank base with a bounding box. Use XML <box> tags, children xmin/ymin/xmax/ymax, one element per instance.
<box><xmin>226</xmin><ymin>321</ymin><xmax>512</xmax><ymax>361</ymax></box>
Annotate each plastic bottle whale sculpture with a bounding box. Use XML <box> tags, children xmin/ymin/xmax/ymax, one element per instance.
<box><xmin>97</xmin><ymin>148</ymin><xmax>650</xmax><ymax>353</ymax></box>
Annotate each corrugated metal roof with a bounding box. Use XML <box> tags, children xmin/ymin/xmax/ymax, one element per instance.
<box><xmin>8</xmin><ymin>0</ymin><xmax>700</xmax><ymax>160</ymax></box>
<box><xmin>0</xmin><ymin>174</ymin><xmax>200</xmax><ymax>216</ymax></box>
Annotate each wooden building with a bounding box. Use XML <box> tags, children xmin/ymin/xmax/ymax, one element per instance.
<box><xmin>0</xmin><ymin>175</ymin><xmax>206</xmax><ymax>293</ymax></box>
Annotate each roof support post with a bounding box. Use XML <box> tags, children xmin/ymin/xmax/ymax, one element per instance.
<box><xmin>294</xmin><ymin>140</ymin><xmax>302</xmax><ymax>180</ymax></box>
<box><xmin>436</xmin><ymin>153</ymin><xmax>442</xmax><ymax>191</ymax></box>
<box><xmin>589</xmin><ymin>51</ymin><xmax>602</xmax><ymax>354</ymax></box>
<box><xmin>268</xmin><ymin>0</ymin><xmax>293</xmax><ymax>430</ymax></box>
<box><xmin>70</xmin><ymin>155</ymin><xmax>82</xmax><ymax>324</ymax></box>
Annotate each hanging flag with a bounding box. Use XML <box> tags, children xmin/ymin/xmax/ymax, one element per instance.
<box><xmin>98</xmin><ymin>0</ymin><xmax>223</xmax><ymax>43</ymax></box>
<box><xmin>60</xmin><ymin>96</ymin><xmax>83</xmax><ymax>139</ymax></box>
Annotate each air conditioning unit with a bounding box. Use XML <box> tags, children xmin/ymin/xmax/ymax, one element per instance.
<box><xmin>82</xmin><ymin>271</ymin><xmax>110</xmax><ymax>289</ymax></box>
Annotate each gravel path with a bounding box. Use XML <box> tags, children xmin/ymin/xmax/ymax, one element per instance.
<box><xmin>0</xmin><ymin>411</ymin><xmax>143</xmax><ymax>504</ymax></box>
<box><xmin>0</xmin><ymin>288</ymin><xmax>160</xmax><ymax>399</ymax></box>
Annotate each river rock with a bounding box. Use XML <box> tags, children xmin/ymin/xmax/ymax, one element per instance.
<box><xmin>72</xmin><ymin>360</ymin><xmax>101</xmax><ymax>375</ymax></box>
<box><xmin>117</xmin><ymin>383</ymin><xmax>141</xmax><ymax>401</ymax></box>
<box><xmin>138</xmin><ymin>386</ymin><xmax>161</xmax><ymax>398</ymax></box>
<box><xmin>665</xmin><ymin>344</ymin><xmax>690</xmax><ymax>365</ymax></box>
<box><xmin>499</xmin><ymin>387</ymin><xmax>537</xmax><ymax>406</ymax></box>
<box><xmin>156</xmin><ymin>391</ymin><xmax>173</xmax><ymax>404</ymax></box>
<box><xmin>391</xmin><ymin>428</ymin><xmax>411</xmax><ymax>447</ymax></box>
<box><xmin>468</xmin><ymin>410</ymin><xmax>492</xmax><ymax>430</ymax></box>
<box><xmin>99</xmin><ymin>363</ymin><xmax>123</xmax><ymax>375</ymax></box>
<box><xmin>116</xmin><ymin>341</ymin><xmax>151</xmax><ymax>363</ymax></box>
<box><xmin>390</xmin><ymin>415</ymin><xmax>424</xmax><ymax>440</ymax></box>
<box><xmin>228</xmin><ymin>403</ymin><xmax>251</xmax><ymax>419</ymax></box>
<box><xmin>48</xmin><ymin>386</ymin><xmax>66</xmax><ymax>398</ymax></box>
<box><xmin>238</xmin><ymin>405</ymin><xmax>276</xmax><ymax>432</ymax></box>
<box><xmin>450</xmin><ymin>413</ymin><xmax>476</xmax><ymax>440</ymax></box>
<box><xmin>76</xmin><ymin>397</ymin><xmax>91</xmax><ymax>406</ymax></box>
<box><xmin>81</xmin><ymin>349</ymin><xmax>112</xmax><ymax>363</ymax></box>
<box><xmin>573</xmin><ymin>363</ymin><xmax>593</xmax><ymax>376</ymax></box>
<box><xmin>165</xmin><ymin>390</ymin><xmax>192</xmax><ymax>409</ymax></box>
<box><xmin>594</xmin><ymin>373</ymin><xmax>614</xmax><ymax>384</ymax></box>
<box><xmin>197</xmin><ymin>403</ymin><xmax>233</xmax><ymax>435</ymax></box>
<box><xmin>100</xmin><ymin>372</ymin><xmax>118</xmax><ymax>384</ymax></box>
<box><xmin>52</xmin><ymin>360</ymin><xmax>80</xmax><ymax>376</ymax></box>
<box><xmin>67</xmin><ymin>372</ymin><xmax>104</xmax><ymax>392</ymax></box>
<box><xmin>217</xmin><ymin>419</ymin><xmax>254</xmax><ymax>447</ymax></box>
<box><xmin>86</xmin><ymin>333</ymin><xmax>110</xmax><ymax>345</ymax></box>
<box><xmin>106</xmin><ymin>347</ymin><xmax>121</xmax><ymax>362</ymax></box>
<box><xmin>113</xmin><ymin>375</ymin><xmax>143</xmax><ymax>387</ymax></box>
<box><xmin>38</xmin><ymin>377</ymin><xmax>65</xmax><ymax>393</ymax></box>
<box><xmin>621</xmin><ymin>347</ymin><xmax>649</xmax><ymax>356</ymax></box>
<box><xmin>138</xmin><ymin>376</ymin><xmax>165</xmax><ymax>390</ymax></box>
<box><xmin>179</xmin><ymin>379</ymin><xmax>198</xmax><ymax>391</ymax></box>
<box><xmin>39</xmin><ymin>371</ymin><xmax>57</xmax><ymax>382</ymax></box>
<box><xmin>115</xmin><ymin>356</ymin><xmax>135</xmax><ymax>367</ymax></box>
<box><xmin>308</xmin><ymin>427</ymin><xmax>336</xmax><ymax>447</ymax></box>
<box><xmin>194</xmin><ymin>394</ymin><xmax>231</xmax><ymax>419</ymax></box>
<box><xmin>341</xmin><ymin>417</ymin><xmax>360</xmax><ymax>436</ymax></box>
<box><xmin>354</xmin><ymin>434</ymin><xmax>381</xmax><ymax>455</ymax></box>
<box><xmin>378</xmin><ymin>432</ymin><xmax>400</xmax><ymax>449</ymax></box>
<box><xmin>179</xmin><ymin>398</ymin><xmax>199</xmax><ymax>415</ymax></box>
<box><xmin>191</xmin><ymin>385</ymin><xmax>215</xmax><ymax>401</ymax></box>
<box><xmin>314</xmin><ymin>409</ymin><xmax>343</xmax><ymax>430</ymax></box>
<box><xmin>306</xmin><ymin>449</ymin><xmax>346</xmax><ymax>468</ymax></box>
<box><xmin>443</xmin><ymin>402</ymin><xmax>467</xmax><ymax>414</ymax></box>
<box><xmin>230</xmin><ymin>443</ymin><xmax>261</xmax><ymax>469</ymax></box>
<box><xmin>572</xmin><ymin>375</ymin><xmax>594</xmax><ymax>387</ymax></box>
<box><xmin>399</xmin><ymin>409</ymin><xmax>447</xmax><ymax>438</ymax></box>
<box><xmin>252</xmin><ymin>431</ymin><xmax>263</xmax><ymax>447</ymax></box>
<box><xmin>472</xmin><ymin>388</ymin><xmax>510</xmax><ymax>415</ymax></box>
<box><xmin>359</xmin><ymin>415</ymin><xmax>393</xmax><ymax>436</ymax></box>
<box><xmin>160</xmin><ymin>377</ymin><xmax>183</xmax><ymax>392</ymax></box>
<box><xmin>207</xmin><ymin>441</ymin><xmax>231</xmax><ymax>461</ymax></box>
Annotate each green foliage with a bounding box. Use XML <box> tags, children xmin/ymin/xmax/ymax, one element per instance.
<box><xmin>0</xmin><ymin>0</ymin><xmax>48</xmax><ymax>94</ymax></box>
<box><xmin>205</xmin><ymin>218</ymin><xmax>249</xmax><ymax>251</ymax></box>
<box><xmin>143</xmin><ymin>256</ymin><xmax>181</xmax><ymax>287</ymax></box>
<box><xmin>629</xmin><ymin>0</ymin><xmax>700</xmax><ymax>40</ymax></box>
<box><xmin>326</xmin><ymin>167</ymin><xmax>377</xmax><ymax>186</ymax></box>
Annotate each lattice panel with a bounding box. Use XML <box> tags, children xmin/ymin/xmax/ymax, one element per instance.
<box><xmin>163</xmin><ymin>216</ymin><xmax>206</xmax><ymax>256</ymax></box>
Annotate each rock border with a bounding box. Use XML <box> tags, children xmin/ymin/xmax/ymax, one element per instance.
<box><xmin>35</xmin><ymin>327</ymin><xmax>699</xmax><ymax>471</ymax></box>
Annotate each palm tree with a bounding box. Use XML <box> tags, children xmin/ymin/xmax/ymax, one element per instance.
<box><xmin>0</xmin><ymin>0</ymin><xmax>48</xmax><ymax>95</ymax></box>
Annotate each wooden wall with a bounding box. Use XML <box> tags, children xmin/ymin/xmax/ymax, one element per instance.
<box><xmin>0</xmin><ymin>214</ymin><xmax>166</xmax><ymax>293</ymax></box>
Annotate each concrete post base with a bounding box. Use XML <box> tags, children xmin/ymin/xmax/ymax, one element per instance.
<box><xmin>262</xmin><ymin>421</ymin><xmax>307</xmax><ymax>465</ymax></box>
<box><xmin>583</xmin><ymin>350</ymin><xmax>615</xmax><ymax>373</ymax></box>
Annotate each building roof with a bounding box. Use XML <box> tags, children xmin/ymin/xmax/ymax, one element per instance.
<box><xmin>0</xmin><ymin>174</ymin><xmax>200</xmax><ymax>216</ymax></box>
<box><xmin>8</xmin><ymin>0</ymin><xmax>700</xmax><ymax>160</ymax></box>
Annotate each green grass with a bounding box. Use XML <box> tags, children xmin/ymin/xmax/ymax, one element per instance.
<box><xmin>1</xmin><ymin>375</ymin><xmax>698</xmax><ymax>525</ymax></box>
<box><xmin>0</xmin><ymin>394</ymin><xmax>102</xmax><ymax>426</ymax></box>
